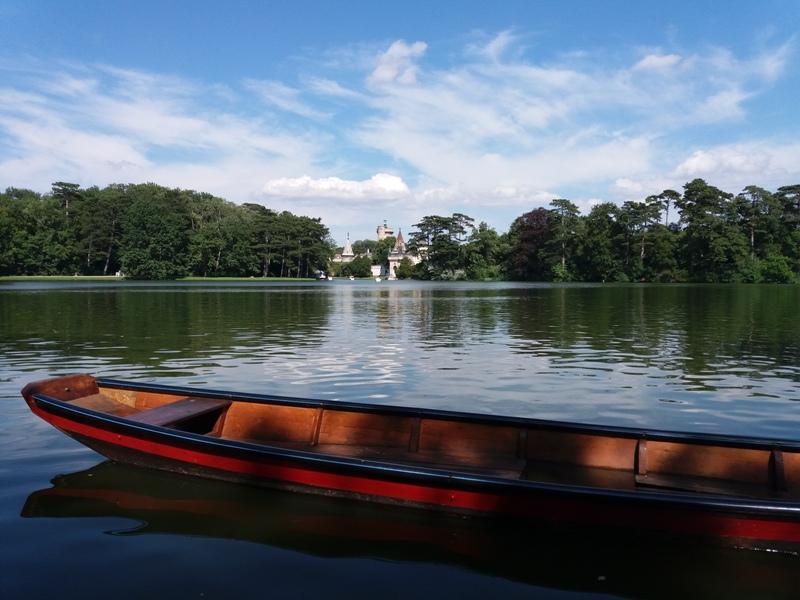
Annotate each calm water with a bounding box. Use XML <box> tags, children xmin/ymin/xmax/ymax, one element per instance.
<box><xmin>2</xmin><ymin>281</ymin><xmax>800</xmax><ymax>598</ymax></box>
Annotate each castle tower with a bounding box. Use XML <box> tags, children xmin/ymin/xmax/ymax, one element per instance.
<box><xmin>376</xmin><ymin>220</ymin><xmax>395</xmax><ymax>241</ymax></box>
<box><xmin>342</xmin><ymin>233</ymin><xmax>354</xmax><ymax>259</ymax></box>
<box><xmin>391</xmin><ymin>228</ymin><xmax>406</xmax><ymax>255</ymax></box>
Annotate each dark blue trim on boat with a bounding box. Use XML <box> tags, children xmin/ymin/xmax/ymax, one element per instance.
<box><xmin>31</xmin><ymin>391</ymin><xmax>800</xmax><ymax>519</ymax></box>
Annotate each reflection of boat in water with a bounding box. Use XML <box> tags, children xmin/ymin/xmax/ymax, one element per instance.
<box><xmin>21</xmin><ymin>462</ymin><xmax>800</xmax><ymax>597</ymax></box>
<box><xmin>21</xmin><ymin>374</ymin><xmax>800</xmax><ymax>550</ymax></box>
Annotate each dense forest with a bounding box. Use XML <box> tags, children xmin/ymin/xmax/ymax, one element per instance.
<box><xmin>402</xmin><ymin>179</ymin><xmax>800</xmax><ymax>283</ymax></box>
<box><xmin>1</xmin><ymin>178</ymin><xmax>798</xmax><ymax>282</ymax></box>
<box><xmin>0</xmin><ymin>182</ymin><xmax>333</xmax><ymax>279</ymax></box>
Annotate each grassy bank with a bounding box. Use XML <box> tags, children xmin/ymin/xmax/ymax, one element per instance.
<box><xmin>0</xmin><ymin>275</ymin><xmax>316</xmax><ymax>282</ymax></box>
<box><xmin>0</xmin><ymin>275</ymin><xmax>124</xmax><ymax>281</ymax></box>
<box><xmin>180</xmin><ymin>277</ymin><xmax>315</xmax><ymax>282</ymax></box>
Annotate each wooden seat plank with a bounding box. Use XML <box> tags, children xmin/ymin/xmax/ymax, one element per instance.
<box><xmin>129</xmin><ymin>397</ymin><xmax>231</xmax><ymax>427</ymax></box>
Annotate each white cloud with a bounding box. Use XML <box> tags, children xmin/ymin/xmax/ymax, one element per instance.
<box><xmin>369</xmin><ymin>40</ymin><xmax>427</xmax><ymax>85</ymax></box>
<box><xmin>603</xmin><ymin>142</ymin><xmax>800</xmax><ymax>202</ymax></box>
<box><xmin>674</xmin><ymin>145</ymin><xmax>788</xmax><ymax>180</ymax></box>
<box><xmin>262</xmin><ymin>173</ymin><xmax>410</xmax><ymax>200</ymax></box>
<box><xmin>614</xmin><ymin>178</ymin><xmax>644</xmax><ymax>193</ymax></box>
<box><xmin>632</xmin><ymin>53</ymin><xmax>681</xmax><ymax>71</ymax></box>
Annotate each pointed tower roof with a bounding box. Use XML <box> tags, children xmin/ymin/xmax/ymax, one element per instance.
<box><xmin>342</xmin><ymin>233</ymin><xmax>355</xmax><ymax>256</ymax></box>
<box><xmin>342</xmin><ymin>233</ymin><xmax>354</xmax><ymax>257</ymax></box>
<box><xmin>391</xmin><ymin>228</ymin><xmax>406</xmax><ymax>254</ymax></box>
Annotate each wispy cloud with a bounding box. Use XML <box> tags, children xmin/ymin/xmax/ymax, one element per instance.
<box><xmin>244</xmin><ymin>79</ymin><xmax>329</xmax><ymax>119</ymax></box>
<box><xmin>0</xmin><ymin>61</ymin><xmax>319</xmax><ymax>203</ymax></box>
<box><xmin>0</xmin><ymin>32</ymin><xmax>796</xmax><ymax>241</ymax></box>
<box><xmin>368</xmin><ymin>40</ymin><xmax>427</xmax><ymax>85</ymax></box>
<box><xmin>632</xmin><ymin>53</ymin><xmax>682</xmax><ymax>71</ymax></box>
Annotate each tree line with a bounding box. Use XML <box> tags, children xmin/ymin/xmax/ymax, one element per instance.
<box><xmin>0</xmin><ymin>182</ymin><xmax>333</xmax><ymax>279</ymax></box>
<box><xmin>1</xmin><ymin>178</ymin><xmax>799</xmax><ymax>282</ymax></box>
<box><xmin>404</xmin><ymin>179</ymin><xmax>800</xmax><ymax>283</ymax></box>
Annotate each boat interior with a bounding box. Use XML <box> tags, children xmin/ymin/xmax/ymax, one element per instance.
<box><xmin>35</xmin><ymin>376</ymin><xmax>800</xmax><ymax>500</ymax></box>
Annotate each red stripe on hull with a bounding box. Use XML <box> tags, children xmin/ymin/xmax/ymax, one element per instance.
<box><xmin>32</xmin><ymin>403</ymin><xmax>800</xmax><ymax>545</ymax></box>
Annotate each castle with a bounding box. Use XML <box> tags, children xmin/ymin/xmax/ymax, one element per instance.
<box><xmin>332</xmin><ymin>221</ymin><xmax>421</xmax><ymax>279</ymax></box>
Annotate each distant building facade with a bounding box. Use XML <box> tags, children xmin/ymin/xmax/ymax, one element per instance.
<box><xmin>387</xmin><ymin>228</ymin><xmax>421</xmax><ymax>279</ymax></box>
<box><xmin>332</xmin><ymin>222</ymin><xmax>420</xmax><ymax>278</ymax></box>
<box><xmin>376</xmin><ymin>220</ymin><xmax>394</xmax><ymax>241</ymax></box>
<box><xmin>332</xmin><ymin>233</ymin><xmax>355</xmax><ymax>264</ymax></box>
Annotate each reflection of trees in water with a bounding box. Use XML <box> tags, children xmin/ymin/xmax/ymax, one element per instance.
<box><xmin>2</xmin><ymin>283</ymin><xmax>799</xmax><ymax>388</ymax></box>
<box><xmin>503</xmin><ymin>285</ymin><xmax>800</xmax><ymax>381</ymax></box>
<box><xmin>402</xmin><ymin>287</ymin><xmax>504</xmax><ymax>350</ymax></box>
<box><xmin>0</xmin><ymin>288</ymin><xmax>331</xmax><ymax>368</ymax></box>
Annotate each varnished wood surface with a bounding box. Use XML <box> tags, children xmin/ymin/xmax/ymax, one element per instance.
<box><xmin>129</xmin><ymin>397</ymin><xmax>231</xmax><ymax>427</ymax></box>
<box><xmin>70</xmin><ymin>393</ymin><xmax>139</xmax><ymax>417</ymax></box>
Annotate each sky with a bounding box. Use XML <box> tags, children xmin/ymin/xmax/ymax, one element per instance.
<box><xmin>1</xmin><ymin>1</ymin><xmax>799</xmax><ymax>243</ymax></box>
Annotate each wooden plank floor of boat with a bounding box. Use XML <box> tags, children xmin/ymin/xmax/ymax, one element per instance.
<box><xmin>69</xmin><ymin>393</ymin><xmax>139</xmax><ymax>417</ymax></box>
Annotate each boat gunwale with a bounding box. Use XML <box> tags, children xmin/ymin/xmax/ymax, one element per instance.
<box><xmin>29</xmin><ymin>390</ymin><xmax>800</xmax><ymax>518</ymax></box>
<box><xmin>96</xmin><ymin>376</ymin><xmax>800</xmax><ymax>452</ymax></box>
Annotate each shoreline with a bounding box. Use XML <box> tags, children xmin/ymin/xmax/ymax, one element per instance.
<box><xmin>0</xmin><ymin>275</ymin><xmax>316</xmax><ymax>282</ymax></box>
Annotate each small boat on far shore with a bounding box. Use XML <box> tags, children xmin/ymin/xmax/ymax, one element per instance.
<box><xmin>21</xmin><ymin>374</ymin><xmax>800</xmax><ymax>549</ymax></box>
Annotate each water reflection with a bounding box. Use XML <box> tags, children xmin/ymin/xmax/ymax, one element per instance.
<box><xmin>1</xmin><ymin>282</ymin><xmax>800</xmax><ymax>436</ymax></box>
<box><xmin>21</xmin><ymin>461</ymin><xmax>800</xmax><ymax>599</ymax></box>
<box><xmin>5</xmin><ymin>281</ymin><xmax>800</xmax><ymax>599</ymax></box>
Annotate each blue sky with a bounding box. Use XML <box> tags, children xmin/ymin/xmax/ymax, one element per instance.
<box><xmin>1</xmin><ymin>1</ymin><xmax>798</xmax><ymax>243</ymax></box>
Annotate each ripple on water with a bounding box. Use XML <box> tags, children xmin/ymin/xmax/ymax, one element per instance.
<box><xmin>2</xmin><ymin>282</ymin><xmax>800</xmax><ymax>439</ymax></box>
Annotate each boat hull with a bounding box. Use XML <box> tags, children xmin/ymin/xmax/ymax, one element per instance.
<box><xmin>27</xmin><ymin>390</ymin><xmax>800</xmax><ymax>549</ymax></box>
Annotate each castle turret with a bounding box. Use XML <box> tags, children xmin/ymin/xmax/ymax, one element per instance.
<box><xmin>376</xmin><ymin>220</ymin><xmax>395</xmax><ymax>241</ymax></box>
<box><xmin>342</xmin><ymin>233</ymin><xmax>354</xmax><ymax>258</ymax></box>
<box><xmin>390</xmin><ymin>228</ymin><xmax>406</xmax><ymax>255</ymax></box>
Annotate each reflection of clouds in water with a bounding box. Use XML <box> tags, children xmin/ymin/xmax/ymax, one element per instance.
<box><xmin>2</xmin><ymin>282</ymin><xmax>800</xmax><ymax>437</ymax></box>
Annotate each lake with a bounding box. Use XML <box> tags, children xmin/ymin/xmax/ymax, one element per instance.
<box><xmin>2</xmin><ymin>280</ymin><xmax>800</xmax><ymax>598</ymax></box>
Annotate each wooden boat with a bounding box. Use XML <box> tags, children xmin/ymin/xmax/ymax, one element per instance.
<box><xmin>21</xmin><ymin>374</ymin><xmax>800</xmax><ymax>547</ymax></box>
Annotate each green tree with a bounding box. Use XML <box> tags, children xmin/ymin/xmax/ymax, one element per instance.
<box><xmin>0</xmin><ymin>191</ymin><xmax>13</xmax><ymax>274</ymax></box>
<box><xmin>676</xmin><ymin>179</ymin><xmax>748</xmax><ymax>282</ymax></box>
<box><xmin>340</xmin><ymin>255</ymin><xmax>372</xmax><ymax>278</ymax></box>
<box><xmin>244</xmin><ymin>203</ymin><xmax>279</xmax><ymax>277</ymax></box>
<box><xmin>776</xmin><ymin>185</ymin><xmax>800</xmax><ymax>272</ymax></box>
<box><xmin>352</xmin><ymin>239</ymin><xmax>378</xmax><ymax>256</ymax></box>
<box><xmin>656</xmin><ymin>189</ymin><xmax>681</xmax><ymax>227</ymax></box>
<box><xmin>577</xmin><ymin>202</ymin><xmax>623</xmax><ymax>281</ymax></box>
<box><xmin>464</xmin><ymin>222</ymin><xmax>505</xmax><ymax>279</ymax></box>
<box><xmin>372</xmin><ymin>236</ymin><xmax>396</xmax><ymax>266</ymax></box>
<box><xmin>69</xmin><ymin>185</ymin><xmax>127</xmax><ymax>275</ymax></box>
<box><xmin>733</xmin><ymin>186</ymin><xmax>782</xmax><ymax>259</ymax></box>
<box><xmin>395</xmin><ymin>256</ymin><xmax>415</xmax><ymax>279</ymax></box>
<box><xmin>5</xmin><ymin>189</ymin><xmax>72</xmax><ymax>274</ymax></box>
<box><xmin>121</xmin><ymin>185</ymin><xmax>191</xmax><ymax>279</ymax></box>
<box><xmin>408</xmin><ymin>213</ymin><xmax>475</xmax><ymax>278</ymax></box>
<box><xmin>547</xmin><ymin>199</ymin><xmax>581</xmax><ymax>280</ymax></box>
